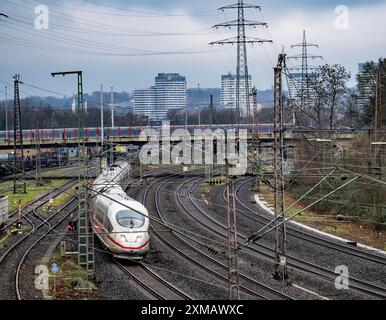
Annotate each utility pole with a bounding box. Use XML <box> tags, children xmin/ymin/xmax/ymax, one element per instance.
<box><xmin>273</xmin><ymin>54</ymin><xmax>289</xmax><ymax>282</ymax></box>
<box><xmin>205</xmin><ymin>95</ymin><xmax>214</xmax><ymax>183</ymax></box>
<box><xmin>368</xmin><ymin>129</ymin><xmax>373</xmax><ymax>175</ymax></box>
<box><xmin>110</xmin><ymin>85</ymin><xmax>115</xmax><ymax>128</ymax></box>
<box><xmin>374</xmin><ymin>67</ymin><xmax>382</xmax><ymax>144</ymax></box>
<box><xmin>197</xmin><ymin>83</ymin><xmax>201</xmax><ymax>126</ymax></box>
<box><xmin>374</xmin><ymin>67</ymin><xmax>383</xmax><ymax>217</ymax></box>
<box><xmin>35</xmin><ymin>120</ymin><xmax>42</xmax><ymax>186</ymax></box>
<box><xmin>210</xmin><ymin>1</ymin><xmax>272</xmax><ymax>122</ymax></box>
<box><xmin>209</xmin><ymin>94</ymin><xmax>214</xmax><ymax>125</ymax></box>
<box><xmin>5</xmin><ymin>85</ymin><xmax>8</xmax><ymax>141</ymax></box>
<box><xmin>251</xmin><ymin>87</ymin><xmax>260</xmax><ymax>191</ymax></box>
<box><xmin>100</xmin><ymin>83</ymin><xmax>104</xmax><ymax>148</ymax></box>
<box><xmin>288</xmin><ymin>30</ymin><xmax>322</xmax><ymax>114</ymax></box>
<box><xmin>52</xmin><ymin>71</ymin><xmax>94</xmax><ymax>288</ymax></box>
<box><xmin>226</xmin><ymin>160</ymin><xmax>240</xmax><ymax>300</ymax></box>
<box><xmin>13</xmin><ymin>74</ymin><xmax>26</xmax><ymax>194</ymax></box>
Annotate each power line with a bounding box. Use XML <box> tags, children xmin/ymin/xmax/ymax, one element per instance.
<box><xmin>14</xmin><ymin>0</ymin><xmax>209</xmax><ymax>34</ymax></box>
<box><xmin>79</xmin><ymin>0</ymin><xmax>218</xmax><ymax>17</ymax></box>
<box><xmin>5</xmin><ymin>10</ymin><xmax>213</xmax><ymax>37</ymax></box>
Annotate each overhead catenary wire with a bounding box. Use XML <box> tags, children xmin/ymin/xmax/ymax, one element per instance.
<box><xmin>11</xmin><ymin>0</ymin><xmax>215</xmax><ymax>34</ymax></box>
<box><xmin>240</xmin><ymin>174</ymin><xmax>361</xmax><ymax>250</ymax></box>
<box><xmin>0</xmin><ymin>159</ymin><xmax>234</xmax><ymax>252</ymax></box>
<box><xmin>2</xmin><ymin>1</ymin><xmax>215</xmax><ymax>57</ymax></box>
<box><xmin>5</xmin><ymin>10</ymin><xmax>215</xmax><ymax>37</ymax></box>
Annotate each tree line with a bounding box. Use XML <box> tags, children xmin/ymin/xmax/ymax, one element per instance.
<box><xmin>0</xmin><ymin>59</ymin><xmax>384</xmax><ymax>130</ymax></box>
<box><xmin>293</xmin><ymin>59</ymin><xmax>386</xmax><ymax>129</ymax></box>
<box><xmin>0</xmin><ymin>102</ymin><xmax>147</xmax><ymax>130</ymax></box>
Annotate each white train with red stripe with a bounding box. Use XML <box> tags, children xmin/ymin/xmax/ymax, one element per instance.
<box><xmin>91</xmin><ymin>161</ymin><xmax>150</xmax><ymax>259</ymax></box>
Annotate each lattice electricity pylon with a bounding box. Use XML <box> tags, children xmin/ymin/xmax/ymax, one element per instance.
<box><xmin>209</xmin><ymin>1</ymin><xmax>272</xmax><ymax>121</ymax></box>
<box><xmin>52</xmin><ymin>71</ymin><xmax>94</xmax><ymax>287</ymax></box>
<box><xmin>13</xmin><ymin>74</ymin><xmax>26</xmax><ymax>194</ymax></box>
<box><xmin>226</xmin><ymin>161</ymin><xmax>240</xmax><ymax>300</ymax></box>
<box><xmin>287</xmin><ymin>30</ymin><xmax>323</xmax><ymax>113</ymax></box>
<box><xmin>273</xmin><ymin>54</ymin><xmax>289</xmax><ymax>282</ymax></box>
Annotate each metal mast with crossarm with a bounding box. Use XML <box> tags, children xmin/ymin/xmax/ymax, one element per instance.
<box><xmin>52</xmin><ymin>71</ymin><xmax>94</xmax><ymax>288</ymax></box>
<box><xmin>226</xmin><ymin>160</ymin><xmax>240</xmax><ymax>300</ymax></box>
<box><xmin>210</xmin><ymin>1</ymin><xmax>272</xmax><ymax>122</ymax></box>
<box><xmin>205</xmin><ymin>95</ymin><xmax>214</xmax><ymax>183</ymax></box>
<box><xmin>251</xmin><ymin>87</ymin><xmax>261</xmax><ymax>191</ymax></box>
<box><xmin>273</xmin><ymin>54</ymin><xmax>289</xmax><ymax>282</ymax></box>
<box><xmin>13</xmin><ymin>74</ymin><xmax>26</xmax><ymax>194</ymax></box>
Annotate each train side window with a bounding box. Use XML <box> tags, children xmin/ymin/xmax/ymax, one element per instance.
<box><xmin>105</xmin><ymin>219</ymin><xmax>113</xmax><ymax>233</ymax></box>
<box><xmin>96</xmin><ymin>208</ymin><xmax>105</xmax><ymax>226</ymax></box>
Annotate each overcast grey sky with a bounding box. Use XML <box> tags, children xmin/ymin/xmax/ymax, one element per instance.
<box><xmin>0</xmin><ymin>0</ymin><xmax>385</xmax><ymax>98</ymax></box>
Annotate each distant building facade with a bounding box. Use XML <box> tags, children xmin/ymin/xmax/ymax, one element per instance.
<box><xmin>133</xmin><ymin>73</ymin><xmax>187</xmax><ymax>120</ymax></box>
<box><xmin>133</xmin><ymin>88</ymin><xmax>156</xmax><ymax>118</ymax></box>
<box><xmin>221</xmin><ymin>73</ymin><xmax>252</xmax><ymax>113</ymax></box>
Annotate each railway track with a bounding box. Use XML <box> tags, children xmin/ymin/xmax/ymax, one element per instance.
<box><xmin>114</xmin><ymin>260</ymin><xmax>192</xmax><ymax>300</ymax></box>
<box><xmin>16</xmin><ymin>201</ymin><xmax>78</xmax><ymax>300</ymax></box>
<box><xmin>141</xmin><ymin>173</ymin><xmax>291</xmax><ymax>300</ymax></box>
<box><xmin>232</xmin><ymin>178</ymin><xmax>386</xmax><ymax>265</ymax></box>
<box><xmin>0</xmin><ymin>178</ymin><xmax>78</xmax><ymax>234</ymax></box>
<box><xmin>174</xmin><ymin>177</ymin><xmax>294</xmax><ymax>300</ymax></box>
<box><xmin>186</xmin><ymin>178</ymin><xmax>386</xmax><ymax>299</ymax></box>
<box><xmin>0</xmin><ymin>197</ymin><xmax>77</xmax><ymax>300</ymax></box>
<box><xmin>95</xmin><ymin>166</ymin><xmax>193</xmax><ymax>301</ymax></box>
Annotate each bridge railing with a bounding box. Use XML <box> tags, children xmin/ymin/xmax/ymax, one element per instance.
<box><xmin>0</xmin><ymin>124</ymin><xmax>278</xmax><ymax>146</ymax></box>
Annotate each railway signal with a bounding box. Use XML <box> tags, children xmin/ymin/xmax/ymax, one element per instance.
<box><xmin>67</xmin><ymin>221</ymin><xmax>76</xmax><ymax>233</ymax></box>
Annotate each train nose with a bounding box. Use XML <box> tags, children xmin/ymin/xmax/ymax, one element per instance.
<box><xmin>117</xmin><ymin>233</ymin><xmax>143</xmax><ymax>245</ymax></box>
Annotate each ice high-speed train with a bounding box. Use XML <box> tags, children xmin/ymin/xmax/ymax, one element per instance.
<box><xmin>90</xmin><ymin>161</ymin><xmax>150</xmax><ymax>259</ymax></box>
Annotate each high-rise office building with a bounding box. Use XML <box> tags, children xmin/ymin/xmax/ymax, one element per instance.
<box><xmin>221</xmin><ymin>73</ymin><xmax>252</xmax><ymax>114</ymax></box>
<box><xmin>133</xmin><ymin>87</ymin><xmax>156</xmax><ymax>118</ymax></box>
<box><xmin>133</xmin><ymin>73</ymin><xmax>187</xmax><ymax>120</ymax></box>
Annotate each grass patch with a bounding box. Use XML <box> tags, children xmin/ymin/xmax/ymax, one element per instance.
<box><xmin>47</xmin><ymin>252</ymin><xmax>106</xmax><ymax>300</ymax></box>
<box><xmin>2</xmin><ymin>179</ymin><xmax>71</xmax><ymax>213</ymax></box>
<box><xmin>36</xmin><ymin>191</ymin><xmax>76</xmax><ymax>217</ymax></box>
<box><xmin>259</xmin><ymin>184</ymin><xmax>386</xmax><ymax>250</ymax></box>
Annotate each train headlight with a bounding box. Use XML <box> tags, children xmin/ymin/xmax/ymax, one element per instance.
<box><xmin>119</xmin><ymin>234</ymin><xmax>127</xmax><ymax>242</ymax></box>
<box><xmin>136</xmin><ymin>235</ymin><xmax>143</xmax><ymax>243</ymax></box>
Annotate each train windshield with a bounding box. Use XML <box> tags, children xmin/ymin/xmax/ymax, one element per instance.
<box><xmin>116</xmin><ymin>209</ymin><xmax>145</xmax><ymax>229</ymax></box>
